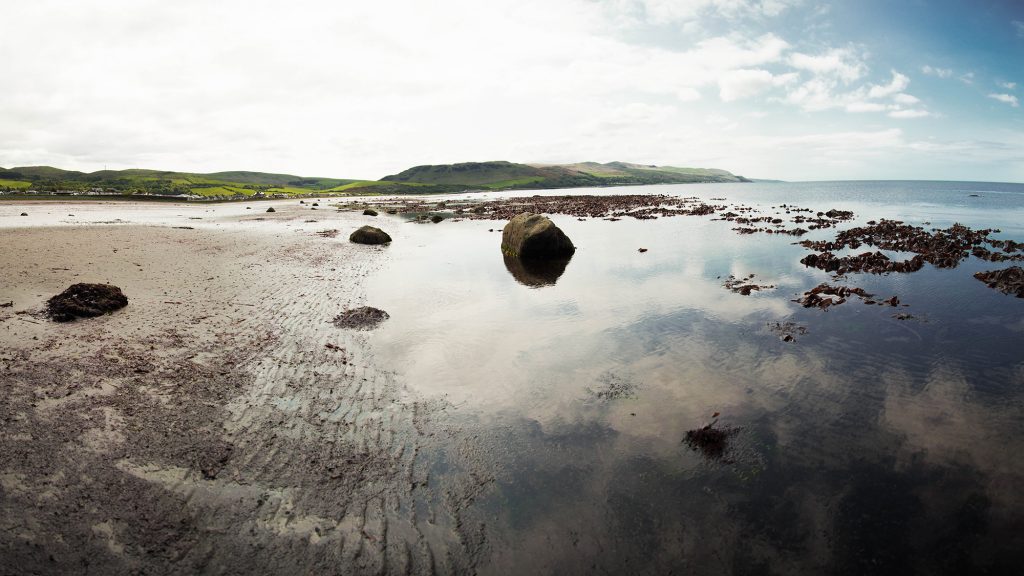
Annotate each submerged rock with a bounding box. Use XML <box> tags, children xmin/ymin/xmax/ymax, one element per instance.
<box><xmin>500</xmin><ymin>213</ymin><xmax>575</xmax><ymax>259</ymax></box>
<box><xmin>47</xmin><ymin>283</ymin><xmax>129</xmax><ymax>322</ymax></box>
<box><xmin>349</xmin><ymin>225</ymin><xmax>391</xmax><ymax>245</ymax></box>
<box><xmin>974</xmin><ymin>266</ymin><xmax>1024</xmax><ymax>297</ymax></box>
<box><xmin>684</xmin><ymin>418</ymin><xmax>739</xmax><ymax>460</ymax></box>
<box><xmin>332</xmin><ymin>306</ymin><xmax>389</xmax><ymax>330</ymax></box>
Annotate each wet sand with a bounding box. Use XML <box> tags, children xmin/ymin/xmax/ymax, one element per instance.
<box><xmin>0</xmin><ymin>202</ymin><xmax>487</xmax><ymax>574</ymax></box>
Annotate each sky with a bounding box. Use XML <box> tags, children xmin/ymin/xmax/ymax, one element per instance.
<box><xmin>1</xmin><ymin>0</ymin><xmax>1023</xmax><ymax>182</ymax></box>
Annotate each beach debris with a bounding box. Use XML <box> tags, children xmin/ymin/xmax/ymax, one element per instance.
<box><xmin>684</xmin><ymin>415</ymin><xmax>739</xmax><ymax>460</ymax></box>
<box><xmin>723</xmin><ymin>274</ymin><xmax>774</xmax><ymax>295</ymax></box>
<box><xmin>46</xmin><ymin>283</ymin><xmax>128</xmax><ymax>322</ymax></box>
<box><xmin>501</xmin><ymin>213</ymin><xmax>575</xmax><ymax>259</ymax></box>
<box><xmin>266</xmin><ymin>207</ymin><xmax>276</xmax><ymax>213</ymax></box>
<box><xmin>349</xmin><ymin>225</ymin><xmax>392</xmax><ymax>245</ymax></box>
<box><xmin>363</xmin><ymin>208</ymin><xmax>378</xmax><ymax>216</ymax></box>
<box><xmin>974</xmin><ymin>266</ymin><xmax>1024</xmax><ymax>297</ymax></box>
<box><xmin>638</xmin><ymin>248</ymin><xmax>648</xmax><ymax>253</ymax></box>
<box><xmin>332</xmin><ymin>306</ymin><xmax>390</xmax><ymax>330</ymax></box>
<box><xmin>315</xmin><ymin>229</ymin><xmax>340</xmax><ymax>238</ymax></box>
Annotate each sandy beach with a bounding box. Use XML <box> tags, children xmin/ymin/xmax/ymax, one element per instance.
<box><xmin>0</xmin><ymin>200</ymin><xmax>489</xmax><ymax>574</ymax></box>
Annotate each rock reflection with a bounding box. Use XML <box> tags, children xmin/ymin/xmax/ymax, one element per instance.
<box><xmin>503</xmin><ymin>254</ymin><xmax>573</xmax><ymax>287</ymax></box>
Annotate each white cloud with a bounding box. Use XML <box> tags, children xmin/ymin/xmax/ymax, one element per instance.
<box><xmin>892</xmin><ymin>93</ymin><xmax>920</xmax><ymax>105</ymax></box>
<box><xmin>718</xmin><ymin>68</ymin><xmax>795</xmax><ymax>101</ymax></box>
<box><xmin>845</xmin><ymin>102</ymin><xmax>887</xmax><ymax>113</ymax></box>
<box><xmin>868</xmin><ymin>71</ymin><xmax>910</xmax><ymax>98</ymax></box>
<box><xmin>788</xmin><ymin>47</ymin><xmax>866</xmax><ymax>83</ymax></box>
<box><xmin>627</xmin><ymin>0</ymin><xmax>803</xmax><ymax>24</ymax></box>
<box><xmin>921</xmin><ymin>65</ymin><xmax>952</xmax><ymax>78</ymax></box>
<box><xmin>960</xmin><ymin>72</ymin><xmax>975</xmax><ymax>85</ymax></box>
<box><xmin>888</xmin><ymin>109</ymin><xmax>930</xmax><ymax>119</ymax></box>
<box><xmin>998</xmin><ymin>81</ymin><xmax>1017</xmax><ymax>90</ymax></box>
<box><xmin>988</xmin><ymin>93</ymin><xmax>1020</xmax><ymax>107</ymax></box>
<box><xmin>1013</xmin><ymin>20</ymin><xmax>1024</xmax><ymax>37</ymax></box>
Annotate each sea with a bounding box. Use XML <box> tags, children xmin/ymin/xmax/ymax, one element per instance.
<box><xmin>365</xmin><ymin>180</ymin><xmax>1024</xmax><ymax>574</ymax></box>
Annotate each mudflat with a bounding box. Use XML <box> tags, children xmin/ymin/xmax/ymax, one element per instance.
<box><xmin>0</xmin><ymin>201</ymin><xmax>487</xmax><ymax>574</ymax></box>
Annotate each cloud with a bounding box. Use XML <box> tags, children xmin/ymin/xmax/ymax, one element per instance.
<box><xmin>998</xmin><ymin>81</ymin><xmax>1017</xmax><ymax>90</ymax></box>
<box><xmin>787</xmin><ymin>47</ymin><xmax>866</xmax><ymax>83</ymax></box>
<box><xmin>1014</xmin><ymin>20</ymin><xmax>1024</xmax><ymax>37</ymax></box>
<box><xmin>888</xmin><ymin>109</ymin><xmax>930</xmax><ymax>119</ymax></box>
<box><xmin>718</xmin><ymin>68</ymin><xmax>796</xmax><ymax>101</ymax></box>
<box><xmin>921</xmin><ymin>65</ymin><xmax>952</xmax><ymax>78</ymax></box>
<box><xmin>988</xmin><ymin>93</ymin><xmax>1020</xmax><ymax>107</ymax></box>
<box><xmin>867</xmin><ymin>71</ymin><xmax>910</xmax><ymax>98</ymax></box>
<box><xmin>626</xmin><ymin>0</ymin><xmax>803</xmax><ymax>24</ymax></box>
<box><xmin>845</xmin><ymin>102</ymin><xmax>887</xmax><ymax>113</ymax></box>
<box><xmin>959</xmin><ymin>72</ymin><xmax>975</xmax><ymax>85</ymax></box>
<box><xmin>892</xmin><ymin>93</ymin><xmax>920</xmax><ymax>105</ymax></box>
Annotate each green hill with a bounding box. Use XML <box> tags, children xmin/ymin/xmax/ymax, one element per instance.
<box><xmin>0</xmin><ymin>166</ymin><xmax>365</xmax><ymax>198</ymax></box>
<box><xmin>0</xmin><ymin>159</ymin><xmax>750</xmax><ymax>199</ymax></box>
<box><xmin>382</xmin><ymin>160</ymin><xmax>748</xmax><ymax>189</ymax></box>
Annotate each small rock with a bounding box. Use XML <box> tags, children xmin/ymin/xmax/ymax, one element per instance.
<box><xmin>266</xmin><ymin>207</ymin><xmax>276</xmax><ymax>213</ymax></box>
<box><xmin>363</xmin><ymin>209</ymin><xmax>378</xmax><ymax>216</ymax></box>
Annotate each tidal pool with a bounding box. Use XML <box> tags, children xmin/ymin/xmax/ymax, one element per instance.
<box><xmin>365</xmin><ymin>181</ymin><xmax>1024</xmax><ymax>574</ymax></box>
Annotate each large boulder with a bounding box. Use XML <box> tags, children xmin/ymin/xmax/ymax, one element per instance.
<box><xmin>47</xmin><ymin>283</ymin><xmax>128</xmax><ymax>322</ymax></box>
<box><xmin>500</xmin><ymin>213</ymin><xmax>575</xmax><ymax>258</ymax></box>
<box><xmin>350</xmin><ymin>225</ymin><xmax>392</xmax><ymax>245</ymax></box>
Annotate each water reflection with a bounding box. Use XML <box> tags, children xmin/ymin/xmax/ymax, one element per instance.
<box><xmin>366</xmin><ymin>182</ymin><xmax>1024</xmax><ymax>574</ymax></box>
<box><xmin>502</xmin><ymin>254</ymin><xmax>573</xmax><ymax>287</ymax></box>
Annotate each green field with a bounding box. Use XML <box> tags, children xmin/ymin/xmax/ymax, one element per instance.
<box><xmin>0</xmin><ymin>178</ymin><xmax>32</xmax><ymax>189</ymax></box>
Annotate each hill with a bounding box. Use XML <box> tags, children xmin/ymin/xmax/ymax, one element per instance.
<box><xmin>0</xmin><ymin>166</ymin><xmax>373</xmax><ymax>198</ymax></box>
<box><xmin>0</xmin><ymin>159</ymin><xmax>750</xmax><ymax>199</ymax></box>
<box><xmin>382</xmin><ymin>160</ymin><xmax>748</xmax><ymax>189</ymax></box>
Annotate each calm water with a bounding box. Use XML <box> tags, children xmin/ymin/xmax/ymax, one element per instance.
<box><xmin>366</xmin><ymin>181</ymin><xmax>1024</xmax><ymax>574</ymax></box>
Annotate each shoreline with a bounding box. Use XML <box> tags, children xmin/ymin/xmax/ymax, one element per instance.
<box><xmin>0</xmin><ymin>205</ymin><xmax>488</xmax><ymax>573</ymax></box>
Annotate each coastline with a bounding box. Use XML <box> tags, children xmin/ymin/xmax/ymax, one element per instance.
<box><xmin>0</xmin><ymin>202</ymin><xmax>487</xmax><ymax>573</ymax></box>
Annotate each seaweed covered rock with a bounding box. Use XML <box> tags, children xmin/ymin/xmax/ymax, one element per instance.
<box><xmin>974</xmin><ymin>266</ymin><xmax>1024</xmax><ymax>297</ymax></box>
<box><xmin>332</xmin><ymin>306</ymin><xmax>389</xmax><ymax>330</ymax></box>
<box><xmin>349</xmin><ymin>226</ymin><xmax>391</xmax><ymax>245</ymax></box>
<box><xmin>47</xmin><ymin>283</ymin><xmax>128</xmax><ymax>322</ymax></box>
<box><xmin>500</xmin><ymin>213</ymin><xmax>575</xmax><ymax>259</ymax></box>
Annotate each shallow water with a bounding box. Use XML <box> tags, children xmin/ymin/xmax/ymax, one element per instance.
<box><xmin>366</xmin><ymin>181</ymin><xmax>1024</xmax><ymax>574</ymax></box>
